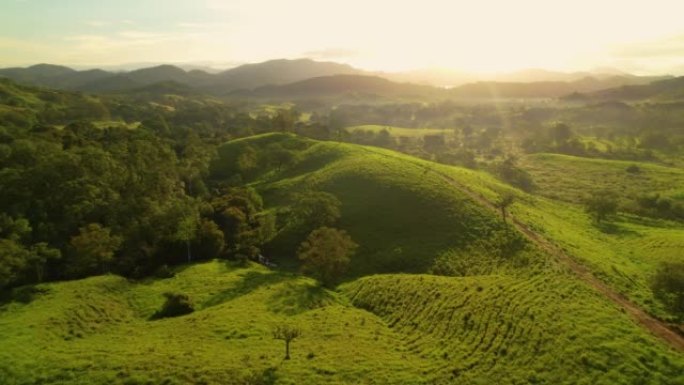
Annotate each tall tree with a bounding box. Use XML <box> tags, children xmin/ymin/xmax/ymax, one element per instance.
<box><xmin>69</xmin><ymin>223</ymin><xmax>122</xmax><ymax>276</ymax></box>
<box><xmin>297</xmin><ymin>227</ymin><xmax>357</xmax><ymax>287</ymax></box>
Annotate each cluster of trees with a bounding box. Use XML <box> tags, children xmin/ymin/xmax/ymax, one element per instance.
<box><xmin>0</xmin><ymin>82</ymin><xmax>291</xmax><ymax>289</ymax></box>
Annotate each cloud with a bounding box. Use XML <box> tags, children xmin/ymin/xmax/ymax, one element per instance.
<box><xmin>85</xmin><ymin>20</ymin><xmax>110</xmax><ymax>27</ymax></box>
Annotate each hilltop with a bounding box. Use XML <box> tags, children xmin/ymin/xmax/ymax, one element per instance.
<box><xmin>210</xmin><ymin>133</ymin><xmax>530</xmax><ymax>276</ymax></box>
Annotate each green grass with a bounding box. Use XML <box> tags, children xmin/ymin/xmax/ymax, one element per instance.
<box><xmin>346</xmin><ymin>125</ymin><xmax>453</xmax><ymax>138</ymax></box>
<box><xmin>342</xmin><ymin>272</ymin><xmax>684</xmax><ymax>385</ymax></box>
<box><xmin>3</xmin><ymin>134</ymin><xmax>684</xmax><ymax>384</ymax></box>
<box><xmin>508</xmin><ymin>152</ymin><xmax>684</xmax><ymax>318</ymax></box>
<box><xmin>519</xmin><ymin>153</ymin><xmax>684</xmax><ymax>204</ymax></box>
<box><xmin>211</xmin><ymin>133</ymin><xmax>525</xmax><ymax>276</ymax></box>
<box><xmin>2</xmin><ymin>260</ymin><xmax>682</xmax><ymax>385</ymax></box>
<box><xmin>211</xmin><ymin>134</ymin><xmax>684</xmax><ymax>319</ymax></box>
<box><xmin>0</xmin><ymin>261</ymin><xmax>430</xmax><ymax>385</ymax></box>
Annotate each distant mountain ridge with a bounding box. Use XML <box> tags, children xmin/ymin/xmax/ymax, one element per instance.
<box><xmin>0</xmin><ymin>59</ymin><xmax>673</xmax><ymax>99</ymax></box>
<box><xmin>0</xmin><ymin>59</ymin><xmax>366</xmax><ymax>95</ymax></box>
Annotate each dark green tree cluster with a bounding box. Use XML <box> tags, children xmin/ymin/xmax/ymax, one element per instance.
<box><xmin>0</xmin><ymin>80</ymin><xmax>281</xmax><ymax>289</ymax></box>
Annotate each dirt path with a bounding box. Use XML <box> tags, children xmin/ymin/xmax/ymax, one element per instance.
<box><xmin>432</xmin><ymin>167</ymin><xmax>684</xmax><ymax>353</ymax></box>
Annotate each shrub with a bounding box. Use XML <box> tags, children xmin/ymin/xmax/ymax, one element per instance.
<box><xmin>153</xmin><ymin>292</ymin><xmax>194</xmax><ymax>319</ymax></box>
<box><xmin>652</xmin><ymin>262</ymin><xmax>684</xmax><ymax>319</ymax></box>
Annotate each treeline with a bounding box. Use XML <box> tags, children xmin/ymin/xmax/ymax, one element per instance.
<box><xmin>0</xmin><ymin>81</ymin><xmax>314</xmax><ymax>289</ymax></box>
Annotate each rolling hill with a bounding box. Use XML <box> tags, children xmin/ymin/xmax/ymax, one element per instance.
<box><xmin>209</xmin><ymin>133</ymin><xmax>529</xmax><ymax>276</ymax></box>
<box><xmin>235</xmin><ymin>75</ymin><xmax>439</xmax><ymax>100</ymax></box>
<box><xmin>2</xmin><ymin>132</ymin><xmax>683</xmax><ymax>384</ymax></box>
<box><xmin>569</xmin><ymin>76</ymin><xmax>684</xmax><ymax>101</ymax></box>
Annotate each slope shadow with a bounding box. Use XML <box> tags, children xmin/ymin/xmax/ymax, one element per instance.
<box><xmin>266</xmin><ymin>282</ymin><xmax>337</xmax><ymax>315</ymax></box>
<box><xmin>201</xmin><ymin>270</ymin><xmax>291</xmax><ymax>309</ymax></box>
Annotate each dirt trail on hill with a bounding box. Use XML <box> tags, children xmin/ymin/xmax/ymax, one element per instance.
<box><xmin>360</xmin><ymin>146</ymin><xmax>684</xmax><ymax>351</ymax></box>
<box><xmin>431</xmin><ymin>167</ymin><xmax>684</xmax><ymax>353</ymax></box>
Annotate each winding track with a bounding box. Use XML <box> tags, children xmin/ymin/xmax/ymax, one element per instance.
<box><xmin>362</xmin><ymin>146</ymin><xmax>684</xmax><ymax>352</ymax></box>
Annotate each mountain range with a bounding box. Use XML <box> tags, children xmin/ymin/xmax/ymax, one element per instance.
<box><xmin>0</xmin><ymin>59</ymin><xmax>675</xmax><ymax>100</ymax></box>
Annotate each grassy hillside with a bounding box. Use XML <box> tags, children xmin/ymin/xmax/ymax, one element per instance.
<box><xmin>342</xmin><ymin>273</ymin><xmax>684</xmax><ymax>385</ymax></box>
<box><xmin>0</xmin><ymin>261</ymin><xmax>431</xmax><ymax>385</ymax></box>
<box><xmin>210</xmin><ymin>134</ymin><xmax>684</xmax><ymax>320</ymax></box>
<box><xmin>210</xmin><ymin>133</ymin><xmax>532</xmax><ymax>276</ymax></box>
<box><xmin>2</xmin><ymin>260</ymin><xmax>682</xmax><ymax>385</ymax></box>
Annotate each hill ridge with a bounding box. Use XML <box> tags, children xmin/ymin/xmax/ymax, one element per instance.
<box><xmin>360</xmin><ymin>145</ymin><xmax>684</xmax><ymax>351</ymax></box>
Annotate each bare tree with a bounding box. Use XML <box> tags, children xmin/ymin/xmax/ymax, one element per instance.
<box><xmin>272</xmin><ymin>324</ymin><xmax>301</xmax><ymax>360</ymax></box>
<box><xmin>496</xmin><ymin>193</ymin><xmax>516</xmax><ymax>223</ymax></box>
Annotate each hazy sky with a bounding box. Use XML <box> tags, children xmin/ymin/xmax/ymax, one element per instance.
<box><xmin>2</xmin><ymin>0</ymin><xmax>684</xmax><ymax>74</ymax></box>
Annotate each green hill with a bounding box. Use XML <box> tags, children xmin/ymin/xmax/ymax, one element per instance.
<box><xmin>210</xmin><ymin>133</ymin><xmax>531</xmax><ymax>276</ymax></box>
<box><xmin>2</xmin><ymin>260</ymin><xmax>682</xmax><ymax>385</ymax></box>
<box><xmin>343</xmin><ymin>273</ymin><xmax>684</xmax><ymax>384</ymax></box>
<box><xmin>0</xmin><ymin>261</ymin><xmax>431</xmax><ymax>385</ymax></box>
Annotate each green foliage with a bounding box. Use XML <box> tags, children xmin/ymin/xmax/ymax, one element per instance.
<box><xmin>298</xmin><ymin>227</ymin><xmax>357</xmax><ymax>287</ymax></box>
<box><xmin>289</xmin><ymin>190</ymin><xmax>341</xmax><ymax>230</ymax></box>
<box><xmin>584</xmin><ymin>190</ymin><xmax>619</xmax><ymax>223</ymax></box>
<box><xmin>209</xmin><ymin>187</ymin><xmax>272</xmax><ymax>261</ymax></box>
<box><xmin>68</xmin><ymin>224</ymin><xmax>122</xmax><ymax>277</ymax></box>
<box><xmin>0</xmin><ymin>239</ymin><xmax>29</xmax><ymax>287</ymax></box>
<box><xmin>153</xmin><ymin>292</ymin><xmax>194</xmax><ymax>319</ymax></box>
<box><xmin>652</xmin><ymin>262</ymin><xmax>684</xmax><ymax>319</ymax></box>
<box><xmin>216</xmin><ymin>134</ymin><xmax>512</xmax><ymax>277</ymax></box>
<box><xmin>272</xmin><ymin>324</ymin><xmax>302</xmax><ymax>360</ymax></box>
<box><xmin>497</xmin><ymin>157</ymin><xmax>535</xmax><ymax>192</ymax></box>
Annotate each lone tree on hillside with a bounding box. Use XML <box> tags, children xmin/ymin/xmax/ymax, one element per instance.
<box><xmin>496</xmin><ymin>193</ymin><xmax>516</xmax><ymax>223</ymax></box>
<box><xmin>584</xmin><ymin>190</ymin><xmax>619</xmax><ymax>223</ymax></box>
<box><xmin>272</xmin><ymin>324</ymin><xmax>302</xmax><ymax>360</ymax></box>
<box><xmin>297</xmin><ymin>227</ymin><xmax>357</xmax><ymax>288</ymax></box>
<box><xmin>652</xmin><ymin>262</ymin><xmax>684</xmax><ymax>318</ymax></box>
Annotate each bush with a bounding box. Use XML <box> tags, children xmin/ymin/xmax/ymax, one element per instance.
<box><xmin>652</xmin><ymin>262</ymin><xmax>684</xmax><ymax>319</ymax></box>
<box><xmin>153</xmin><ymin>292</ymin><xmax>194</xmax><ymax>319</ymax></box>
<box><xmin>153</xmin><ymin>264</ymin><xmax>175</xmax><ymax>279</ymax></box>
<box><xmin>625</xmin><ymin>164</ymin><xmax>641</xmax><ymax>174</ymax></box>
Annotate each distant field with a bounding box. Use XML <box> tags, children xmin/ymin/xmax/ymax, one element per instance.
<box><xmin>346</xmin><ymin>125</ymin><xmax>453</xmax><ymax>138</ymax></box>
<box><xmin>519</xmin><ymin>153</ymin><xmax>684</xmax><ymax>203</ymax></box>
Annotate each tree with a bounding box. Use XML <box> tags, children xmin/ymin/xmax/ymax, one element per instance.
<box><xmin>272</xmin><ymin>324</ymin><xmax>301</xmax><ymax>360</ymax></box>
<box><xmin>28</xmin><ymin>242</ymin><xmax>61</xmax><ymax>283</ymax></box>
<box><xmin>290</xmin><ymin>191</ymin><xmax>341</xmax><ymax>230</ymax></box>
<box><xmin>652</xmin><ymin>262</ymin><xmax>684</xmax><ymax>318</ymax></box>
<box><xmin>193</xmin><ymin>219</ymin><xmax>225</xmax><ymax>259</ymax></box>
<box><xmin>551</xmin><ymin>122</ymin><xmax>573</xmax><ymax>144</ymax></box>
<box><xmin>0</xmin><ymin>239</ymin><xmax>29</xmax><ymax>288</ymax></box>
<box><xmin>584</xmin><ymin>190</ymin><xmax>619</xmax><ymax>223</ymax></box>
<box><xmin>69</xmin><ymin>223</ymin><xmax>122</xmax><ymax>276</ymax></box>
<box><xmin>176</xmin><ymin>213</ymin><xmax>199</xmax><ymax>263</ymax></box>
<box><xmin>297</xmin><ymin>227</ymin><xmax>357</xmax><ymax>287</ymax></box>
<box><xmin>495</xmin><ymin>193</ymin><xmax>515</xmax><ymax>223</ymax></box>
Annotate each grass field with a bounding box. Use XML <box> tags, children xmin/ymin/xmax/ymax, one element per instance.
<box><xmin>345</xmin><ymin>125</ymin><xmax>454</xmax><ymax>138</ymax></box>
<box><xmin>0</xmin><ymin>261</ymin><xmax>432</xmax><ymax>385</ymax></box>
<box><xmin>343</xmin><ymin>272</ymin><xmax>684</xmax><ymax>385</ymax></box>
<box><xmin>1</xmin><ymin>260</ymin><xmax>682</xmax><ymax>385</ymax></box>
<box><xmin>519</xmin><ymin>153</ymin><xmax>684</xmax><ymax>204</ymax></box>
